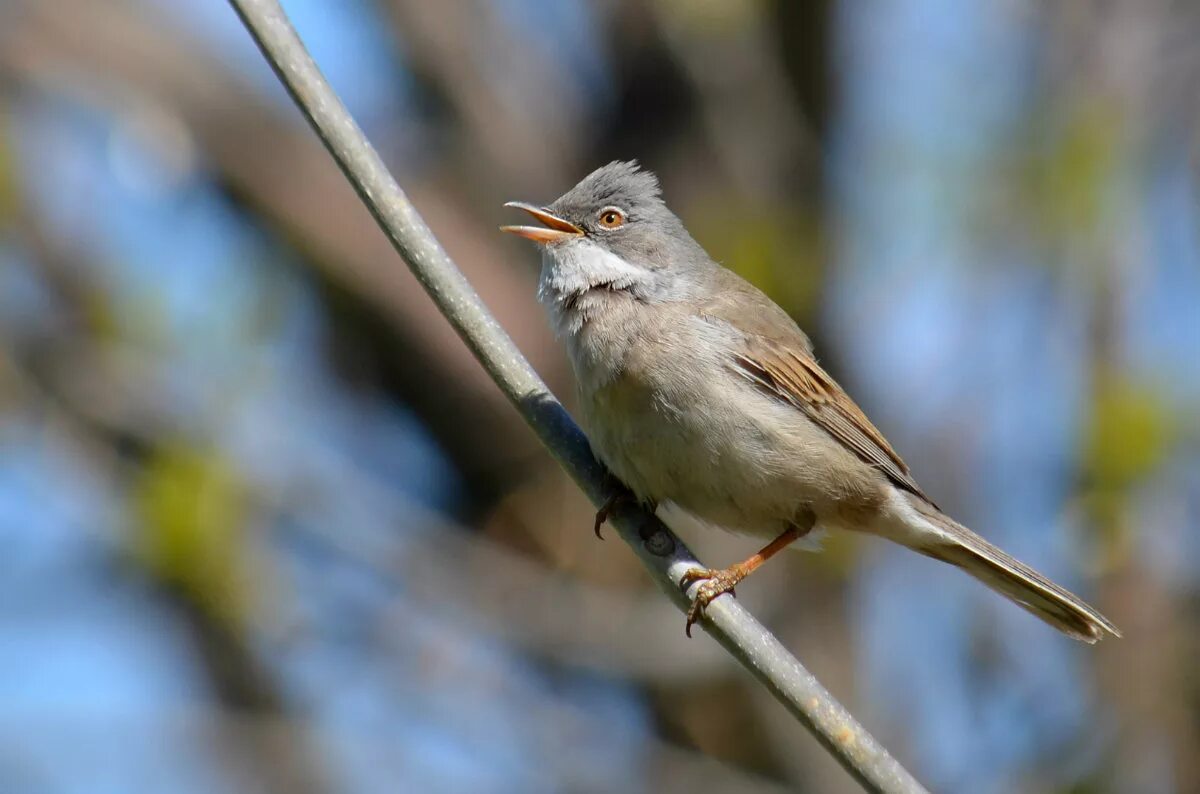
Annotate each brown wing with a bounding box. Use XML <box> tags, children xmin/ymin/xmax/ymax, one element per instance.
<box><xmin>693</xmin><ymin>265</ymin><xmax>932</xmax><ymax>503</ymax></box>
<box><xmin>731</xmin><ymin>334</ymin><xmax>934</xmax><ymax>505</ymax></box>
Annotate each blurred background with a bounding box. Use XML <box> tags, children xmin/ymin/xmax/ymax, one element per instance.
<box><xmin>0</xmin><ymin>0</ymin><xmax>1197</xmax><ymax>792</ymax></box>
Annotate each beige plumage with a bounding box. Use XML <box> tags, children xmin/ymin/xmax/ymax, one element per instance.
<box><xmin>503</xmin><ymin>161</ymin><xmax>1119</xmax><ymax>643</ymax></box>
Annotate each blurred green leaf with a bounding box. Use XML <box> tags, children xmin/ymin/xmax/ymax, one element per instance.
<box><xmin>1078</xmin><ymin>373</ymin><xmax>1172</xmax><ymax>564</ymax></box>
<box><xmin>692</xmin><ymin>201</ymin><xmax>824</xmax><ymax>321</ymax></box>
<box><xmin>0</xmin><ymin>107</ymin><xmax>16</xmax><ymax>224</ymax></box>
<box><xmin>1010</xmin><ymin>101</ymin><xmax>1125</xmax><ymax>255</ymax></box>
<box><xmin>654</xmin><ymin>0</ymin><xmax>761</xmax><ymax>35</ymax></box>
<box><xmin>1083</xmin><ymin>374</ymin><xmax>1170</xmax><ymax>489</ymax></box>
<box><xmin>131</xmin><ymin>442</ymin><xmax>253</xmax><ymax>626</ymax></box>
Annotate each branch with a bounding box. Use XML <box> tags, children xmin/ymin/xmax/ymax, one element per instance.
<box><xmin>227</xmin><ymin>2</ymin><xmax>928</xmax><ymax>791</ymax></box>
<box><xmin>0</xmin><ymin>0</ymin><xmax>568</xmax><ymax>489</ymax></box>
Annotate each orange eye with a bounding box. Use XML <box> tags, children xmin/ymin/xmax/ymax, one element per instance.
<box><xmin>598</xmin><ymin>208</ymin><xmax>625</xmax><ymax>229</ymax></box>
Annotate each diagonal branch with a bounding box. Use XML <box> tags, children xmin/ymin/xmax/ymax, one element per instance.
<box><xmin>227</xmin><ymin>1</ymin><xmax>928</xmax><ymax>791</ymax></box>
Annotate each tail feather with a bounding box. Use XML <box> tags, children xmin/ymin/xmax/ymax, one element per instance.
<box><xmin>897</xmin><ymin>495</ymin><xmax>1120</xmax><ymax>643</ymax></box>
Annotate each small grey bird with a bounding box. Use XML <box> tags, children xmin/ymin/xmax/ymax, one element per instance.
<box><xmin>501</xmin><ymin>161</ymin><xmax>1119</xmax><ymax>643</ymax></box>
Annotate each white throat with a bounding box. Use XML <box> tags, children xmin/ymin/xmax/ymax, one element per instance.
<box><xmin>537</xmin><ymin>239</ymin><xmax>649</xmax><ymax>336</ymax></box>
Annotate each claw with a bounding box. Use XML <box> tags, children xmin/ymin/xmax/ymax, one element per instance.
<box><xmin>685</xmin><ymin>602</ymin><xmax>703</xmax><ymax>638</ymax></box>
<box><xmin>593</xmin><ymin>493</ymin><xmax>620</xmax><ymax>540</ymax></box>
<box><xmin>593</xmin><ymin>491</ymin><xmax>656</xmax><ymax>540</ymax></box>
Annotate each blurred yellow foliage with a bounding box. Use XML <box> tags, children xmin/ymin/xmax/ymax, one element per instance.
<box><xmin>1083</xmin><ymin>374</ymin><xmax>1170</xmax><ymax>490</ymax></box>
<box><xmin>0</xmin><ymin>113</ymin><xmax>16</xmax><ymax>224</ymax></box>
<box><xmin>692</xmin><ymin>201</ymin><xmax>824</xmax><ymax>321</ymax></box>
<box><xmin>1079</xmin><ymin>372</ymin><xmax>1172</xmax><ymax>563</ymax></box>
<box><xmin>654</xmin><ymin>0</ymin><xmax>761</xmax><ymax>35</ymax></box>
<box><xmin>1024</xmin><ymin>102</ymin><xmax>1124</xmax><ymax>248</ymax></box>
<box><xmin>131</xmin><ymin>442</ymin><xmax>253</xmax><ymax>626</ymax></box>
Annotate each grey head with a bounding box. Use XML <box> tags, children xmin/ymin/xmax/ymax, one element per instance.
<box><xmin>501</xmin><ymin>161</ymin><xmax>715</xmax><ymax>331</ymax></box>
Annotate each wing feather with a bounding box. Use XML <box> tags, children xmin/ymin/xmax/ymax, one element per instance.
<box><xmin>694</xmin><ymin>266</ymin><xmax>932</xmax><ymax>504</ymax></box>
<box><xmin>731</xmin><ymin>337</ymin><xmax>933</xmax><ymax>505</ymax></box>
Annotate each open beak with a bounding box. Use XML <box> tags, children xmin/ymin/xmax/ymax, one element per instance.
<box><xmin>500</xmin><ymin>201</ymin><xmax>584</xmax><ymax>244</ymax></box>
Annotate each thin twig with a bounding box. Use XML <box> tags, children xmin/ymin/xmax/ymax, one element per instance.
<box><xmin>227</xmin><ymin>2</ymin><xmax>928</xmax><ymax>791</ymax></box>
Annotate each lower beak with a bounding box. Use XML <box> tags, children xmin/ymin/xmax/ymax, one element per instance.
<box><xmin>500</xmin><ymin>201</ymin><xmax>584</xmax><ymax>244</ymax></box>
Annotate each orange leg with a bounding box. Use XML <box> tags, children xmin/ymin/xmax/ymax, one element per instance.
<box><xmin>680</xmin><ymin>523</ymin><xmax>809</xmax><ymax>637</ymax></box>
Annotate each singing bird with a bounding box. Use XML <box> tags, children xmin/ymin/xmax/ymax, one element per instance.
<box><xmin>502</xmin><ymin>161</ymin><xmax>1119</xmax><ymax>642</ymax></box>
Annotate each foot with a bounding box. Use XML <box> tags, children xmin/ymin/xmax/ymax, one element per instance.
<box><xmin>679</xmin><ymin>565</ymin><xmax>747</xmax><ymax>637</ymax></box>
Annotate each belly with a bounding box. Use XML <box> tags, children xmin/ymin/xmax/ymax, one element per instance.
<box><xmin>579</xmin><ymin>367</ymin><xmax>819</xmax><ymax>537</ymax></box>
<box><xmin>565</xmin><ymin>303</ymin><xmax>887</xmax><ymax>538</ymax></box>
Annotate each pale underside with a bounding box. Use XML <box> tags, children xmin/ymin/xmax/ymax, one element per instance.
<box><xmin>539</xmin><ymin>245</ymin><xmax>910</xmax><ymax>542</ymax></box>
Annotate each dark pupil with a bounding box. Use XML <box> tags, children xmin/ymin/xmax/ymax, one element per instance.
<box><xmin>605</xmin><ymin>213</ymin><xmax>617</xmax><ymax>224</ymax></box>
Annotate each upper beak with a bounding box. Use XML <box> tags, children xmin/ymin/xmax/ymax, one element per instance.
<box><xmin>500</xmin><ymin>201</ymin><xmax>584</xmax><ymax>244</ymax></box>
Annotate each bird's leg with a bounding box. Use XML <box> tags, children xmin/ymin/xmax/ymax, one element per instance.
<box><xmin>680</xmin><ymin>519</ymin><xmax>812</xmax><ymax>637</ymax></box>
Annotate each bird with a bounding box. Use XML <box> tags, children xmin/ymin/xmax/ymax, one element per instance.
<box><xmin>500</xmin><ymin>160</ymin><xmax>1119</xmax><ymax>643</ymax></box>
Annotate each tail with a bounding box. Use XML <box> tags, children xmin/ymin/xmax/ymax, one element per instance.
<box><xmin>885</xmin><ymin>493</ymin><xmax>1120</xmax><ymax>643</ymax></box>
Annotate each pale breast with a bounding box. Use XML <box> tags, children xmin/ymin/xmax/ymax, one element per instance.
<box><xmin>573</xmin><ymin>306</ymin><xmax>797</xmax><ymax>533</ymax></box>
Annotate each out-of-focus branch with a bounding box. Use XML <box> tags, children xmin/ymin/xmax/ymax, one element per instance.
<box><xmin>646</xmin><ymin>0</ymin><xmax>818</xmax><ymax>203</ymax></box>
<box><xmin>227</xmin><ymin>2</ymin><xmax>927</xmax><ymax>792</ymax></box>
<box><xmin>0</xmin><ymin>354</ymin><xmax>338</xmax><ymax>794</ymax></box>
<box><xmin>0</xmin><ymin>0</ymin><xmax>565</xmax><ymax>493</ymax></box>
<box><xmin>384</xmin><ymin>0</ymin><xmax>582</xmax><ymax>194</ymax></box>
